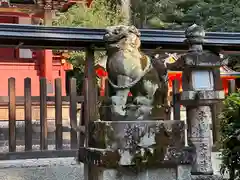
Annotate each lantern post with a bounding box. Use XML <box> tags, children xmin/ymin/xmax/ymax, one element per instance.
<box><xmin>167</xmin><ymin>24</ymin><xmax>225</xmax><ymax>178</ymax></box>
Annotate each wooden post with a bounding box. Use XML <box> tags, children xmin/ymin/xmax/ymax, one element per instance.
<box><xmin>70</xmin><ymin>78</ymin><xmax>77</xmax><ymax>149</ymax></box>
<box><xmin>211</xmin><ymin>103</ymin><xmax>217</xmax><ymax>151</ymax></box>
<box><xmin>8</xmin><ymin>77</ymin><xmax>16</xmax><ymax>152</ymax></box>
<box><xmin>44</xmin><ymin>9</ymin><xmax>54</xmax><ymax>26</ymax></box>
<box><xmin>24</xmin><ymin>77</ymin><xmax>32</xmax><ymax>151</ymax></box>
<box><xmin>172</xmin><ymin>79</ymin><xmax>181</xmax><ymax>120</ymax></box>
<box><xmin>228</xmin><ymin>79</ymin><xmax>236</xmax><ymax>95</ymax></box>
<box><xmin>104</xmin><ymin>77</ymin><xmax>109</xmax><ymax>97</ymax></box>
<box><xmin>40</xmin><ymin>78</ymin><xmax>48</xmax><ymax>150</ymax></box>
<box><xmin>83</xmin><ymin>46</ymin><xmax>101</xmax><ymax>180</ymax></box>
<box><xmin>42</xmin><ymin>9</ymin><xmax>54</xmax><ymax>94</ymax></box>
<box><xmin>55</xmin><ymin>78</ymin><xmax>63</xmax><ymax>150</ymax></box>
<box><xmin>79</xmin><ymin>101</ymin><xmax>85</xmax><ymax>147</ymax></box>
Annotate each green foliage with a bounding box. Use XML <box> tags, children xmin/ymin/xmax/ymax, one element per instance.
<box><xmin>131</xmin><ymin>0</ymin><xmax>192</xmax><ymax>28</ymax></box>
<box><xmin>133</xmin><ymin>0</ymin><xmax>240</xmax><ymax>70</ymax></box>
<box><xmin>134</xmin><ymin>0</ymin><xmax>240</xmax><ymax>32</ymax></box>
<box><xmin>180</xmin><ymin>0</ymin><xmax>240</xmax><ymax>32</ymax></box>
<box><xmin>53</xmin><ymin>0</ymin><xmax>125</xmax><ymax>69</ymax></box>
<box><xmin>53</xmin><ymin>0</ymin><xmax>124</xmax><ymax>28</ymax></box>
<box><xmin>53</xmin><ymin>0</ymin><xmax>125</xmax><ymax>93</ymax></box>
<box><xmin>219</xmin><ymin>92</ymin><xmax>240</xmax><ymax>179</ymax></box>
<box><xmin>131</xmin><ymin>0</ymin><xmax>162</xmax><ymax>28</ymax></box>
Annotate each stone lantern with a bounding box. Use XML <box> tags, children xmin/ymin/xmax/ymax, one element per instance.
<box><xmin>167</xmin><ymin>24</ymin><xmax>226</xmax><ymax>178</ymax></box>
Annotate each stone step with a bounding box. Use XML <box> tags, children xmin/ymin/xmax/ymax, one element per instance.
<box><xmin>0</xmin><ymin>153</ymin><xmax>228</xmax><ymax>180</ymax></box>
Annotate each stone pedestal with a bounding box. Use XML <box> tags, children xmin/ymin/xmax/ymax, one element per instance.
<box><xmin>103</xmin><ymin>168</ymin><xmax>176</xmax><ymax>180</ymax></box>
<box><xmin>75</xmin><ymin>166</ymin><xmax>192</xmax><ymax>180</ymax></box>
<box><xmin>78</xmin><ymin>120</ymin><xmax>194</xmax><ymax>180</ymax></box>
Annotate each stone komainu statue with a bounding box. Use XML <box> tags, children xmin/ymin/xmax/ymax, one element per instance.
<box><xmin>102</xmin><ymin>25</ymin><xmax>170</xmax><ymax>120</ymax></box>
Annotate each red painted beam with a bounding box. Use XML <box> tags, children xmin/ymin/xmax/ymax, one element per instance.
<box><xmin>0</xmin><ymin>11</ymin><xmax>30</xmax><ymax>17</ymax></box>
<box><xmin>38</xmin><ymin>50</ymin><xmax>52</xmax><ymax>82</ymax></box>
<box><xmin>43</xmin><ymin>50</ymin><xmax>53</xmax><ymax>82</ymax></box>
<box><xmin>61</xmin><ymin>0</ymin><xmax>93</xmax><ymax>11</ymax></box>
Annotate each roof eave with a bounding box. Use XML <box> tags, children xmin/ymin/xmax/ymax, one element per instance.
<box><xmin>0</xmin><ymin>24</ymin><xmax>239</xmax><ymax>50</ymax></box>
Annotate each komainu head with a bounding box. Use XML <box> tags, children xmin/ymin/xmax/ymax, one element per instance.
<box><xmin>103</xmin><ymin>25</ymin><xmax>141</xmax><ymax>49</ymax></box>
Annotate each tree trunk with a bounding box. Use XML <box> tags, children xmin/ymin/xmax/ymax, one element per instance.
<box><xmin>120</xmin><ymin>0</ymin><xmax>132</xmax><ymax>24</ymax></box>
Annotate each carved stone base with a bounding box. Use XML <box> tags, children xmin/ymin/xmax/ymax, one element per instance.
<box><xmin>103</xmin><ymin>168</ymin><xmax>176</xmax><ymax>180</ymax></box>
<box><xmin>181</xmin><ymin>90</ymin><xmax>225</xmax><ymax>105</ymax></box>
<box><xmin>177</xmin><ymin>165</ymin><xmax>191</xmax><ymax>180</ymax></box>
<box><xmin>78</xmin><ymin>146</ymin><xmax>194</xmax><ymax>168</ymax></box>
<box><xmin>191</xmin><ymin>175</ymin><xmax>224</xmax><ymax>180</ymax></box>
<box><xmin>85</xmin><ymin>166</ymin><xmax>193</xmax><ymax>180</ymax></box>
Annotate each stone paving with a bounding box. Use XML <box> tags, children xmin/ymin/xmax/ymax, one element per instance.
<box><xmin>0</xmin><ymin>161</ymin><xmax>83</xmax><ymax>180</ymax></box>
<box><xmin>0</xmin><ymin>152</ymin><xmax>228</xmax><ymax>180</ymax></box>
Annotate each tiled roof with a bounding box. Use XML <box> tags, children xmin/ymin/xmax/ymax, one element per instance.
<box><xmin>36</xmin><ymin>0</ymin><xmax>67</xmax><ymax>10</ymax></box>
<box><xmin>36</xmin><ymin>0</ymin><xmax>92</xmax><ymax>10</ymax></box>
<box><xmin>221</xmin><ymin>65</ymin><xmax>235</xmax><ymax>73</ymax></box>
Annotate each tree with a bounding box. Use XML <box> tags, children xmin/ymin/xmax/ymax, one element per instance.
<box><xmin>132</xmin><ymin>0</ymin><xmax>240</xmax><ymax>71</ymax></box>
<box><xmin>132</xmin><ymin>0</ymin><xmax>240</xmax><ymax>31</ymax></box>
<box><xmin>131</xmin><ymin>0</ymin><xmax>169</xmax><ymax>28</ymax></box>
<box><xmin>219</xmin><ymin>92</ymin><xmax>240</xmax><ymax>179</ymax></box>
<box><xmin>54</xmin><ymin>0</ymin><xmax>124</xmax><ymax>28</ymax></box>
<box><xmin>178</xmin><ymin>0</ymin><xmax>240</xmax><ymax>31</ymax></box>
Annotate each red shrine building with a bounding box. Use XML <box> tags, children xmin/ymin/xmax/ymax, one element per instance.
<box><xmin>0</xmin><ymin>0</ymin><xmax>92</xmax><ymax>96</ymax></box>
